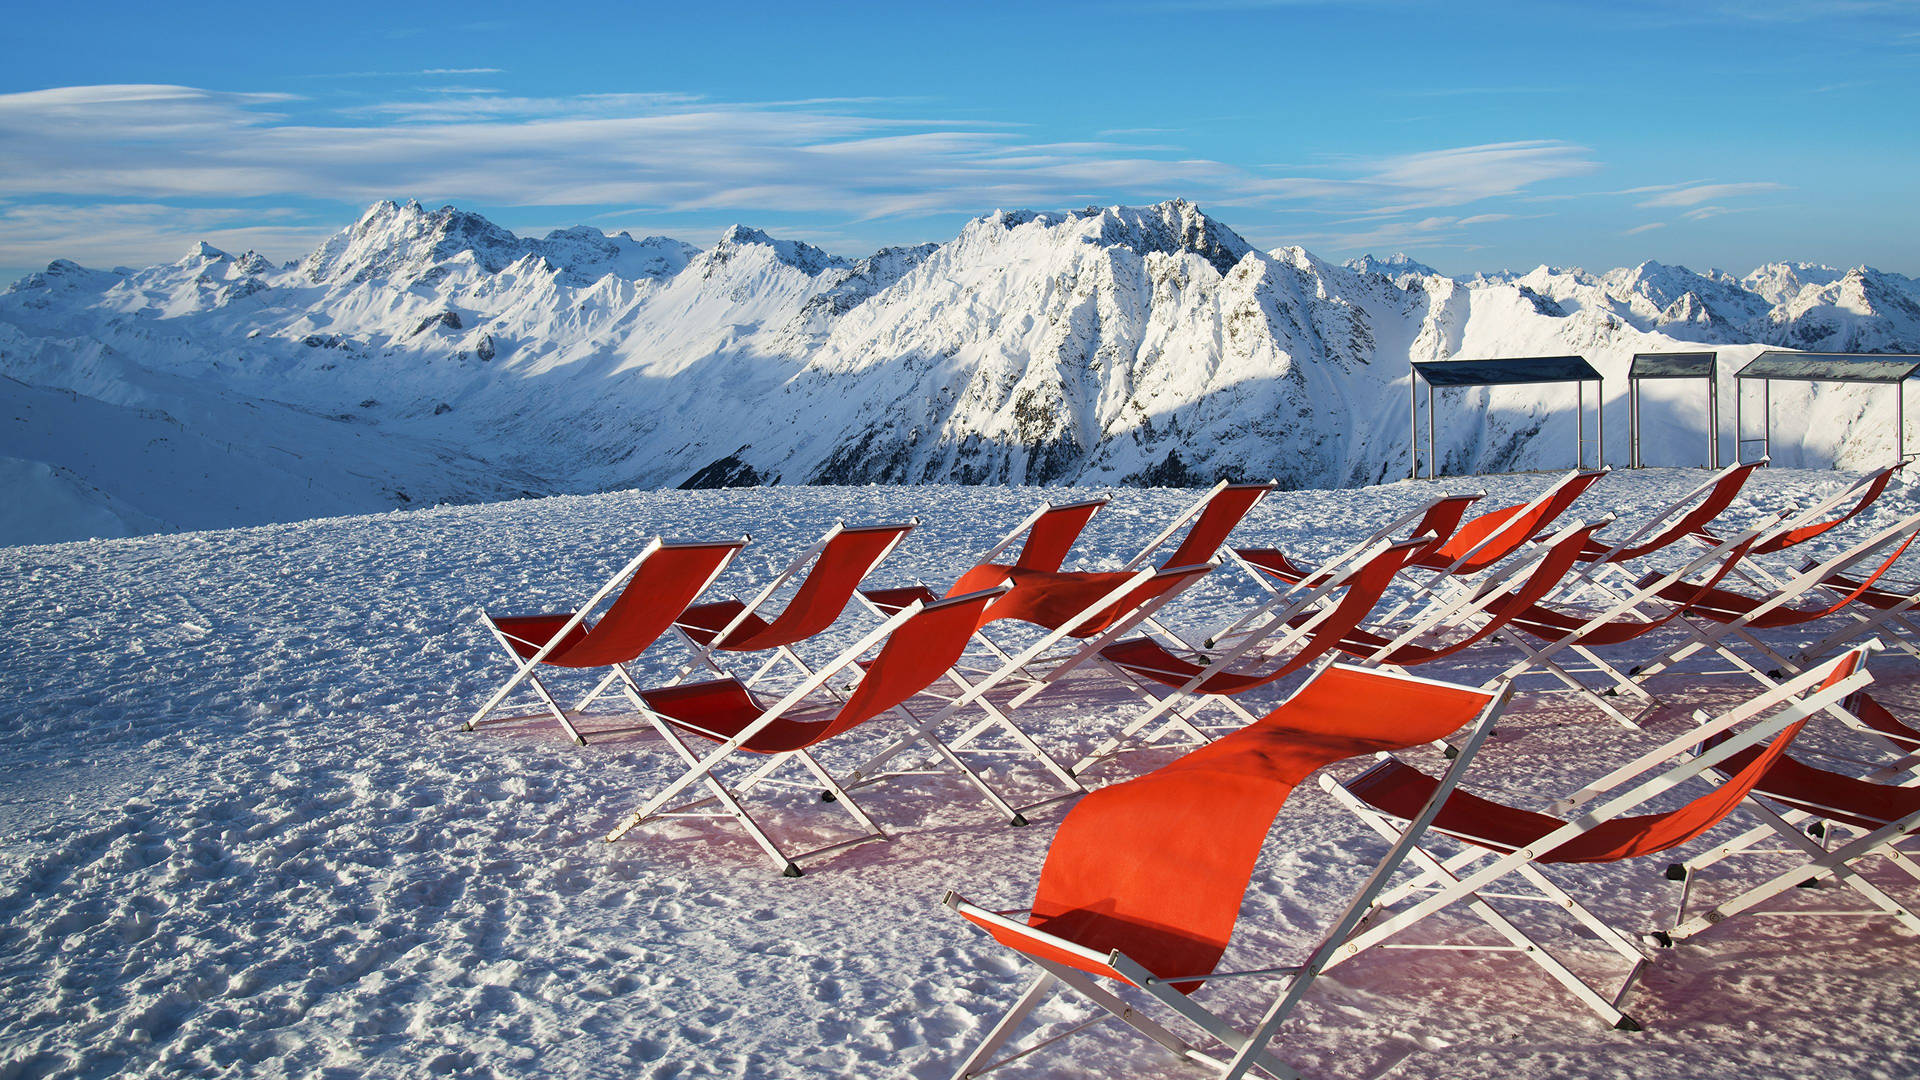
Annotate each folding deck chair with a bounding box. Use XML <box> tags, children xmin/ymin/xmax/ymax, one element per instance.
<box><xmin>1690</xmin><ymin>463</ymin><xmax>1900</xmax><ymax>580</ymax></box>
<box><xmin>1626</xmin><ymin>508</ymin><xmax>1920</xmax><ymax>690</ymax></box>
<box><xmin>1086</xmin><ymin>534</ymin><xmax>1453</xmax><ymax>775</ymax></box>
<box><xmin>858</xmin><ymin>498</ymin><xmax>1108</xmax><ymax>676</ymax></box>
<box><xmin>855</xmin><ymin>482</ymin><xmax>1269</xmax><ymax>776</ymax></box>
<box><xmin>1551</xmin><ymin>459</ymin><xmax>1763</xmax><ymax>599</ymax></box>
<box><xmin>1795</xmin><ymin>558</ymin><xmax>1920</xmax><ymax>663</ymax></box>
<box><xmin>1645</xmin><ymin>660</ymin><xmax>1920</xmax><ymax>945</ymax></box>
<box><xmin>1318</xmin><ymin>646</ymin><xmax>1873</xmax><ymax>1030</ymax></box>
<box><xmin>858</xmin><ymin>497</ymin><xmax>1108</xmax><ymax>616</ymax></box>
<box><xmin>840</xmin><ymin>561</ymin><xmax>1221</xmax><ymax>811</ymax></box>
<box><xmin>977</xmin><ymin>480</ymin><xmax>1275</xmax><ymax>710</ymax></box>
<box><xmin>674</xmin><ymin>520</ymin><xmax>916</xmax><ymax>687</ymax></box>
<box><xmin>1206</xmin><ymin>490</ymin><xmax>1484</xmax><ymax>651</ymax></box>
<box><xmin>605</xmin><ymin>585</ymin><xmax>1009</xmax><ymax>876</ymax></box>
<box><xmin>947</xmin><ymin>664</ymin><xmax>1512</xmax><ymax>1080</ymax></box>
<box><xmin>467</xmin><ymin>536</ymin><xmax>748</xmax><ymax>744</ymax></box>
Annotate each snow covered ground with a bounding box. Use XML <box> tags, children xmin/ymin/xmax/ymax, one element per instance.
<box><xmin>5</xmin><ymin>469</ymin><xmax>1920</xmax><ymax>1079</ymax></box>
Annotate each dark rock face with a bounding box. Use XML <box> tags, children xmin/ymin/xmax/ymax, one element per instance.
<box><xmin>411</xmin><ymin>310</ymin><xmax>463</xmax><ymax>336</ymax></box>
<box><xmin>1124</xmin><ymin>448</ymin><xmax>1208</xmax><ymax>487</ymax></box>
<box><xmin>681</xmin><ymin>450</ymin><xmax>765</xmax><ymax>489</ymax></box>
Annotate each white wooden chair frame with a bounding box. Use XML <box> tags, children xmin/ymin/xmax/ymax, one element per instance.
<box><xmin>467</xmin><ymin>536</ymin><xmax>745</xmax><ymax>744</ymax></box>
<box><xmin>606</xmin><ymin>587</ymin><xmax>1018</xmax><ymax>876</ymax></box>
<box><xmin>945</xmin><ymin>669</ymin><xmax>1514</xmax><ymax>1080</ymax></box>
<box><xmin>673</xmin><ymin>519</ymin><xmax>916</xmax><ymax>690</ymax></box>
<box><xmin>1317</xmin><ymin>648</ymin><xmax>1872</xmax><ymax>1030</ymax></box>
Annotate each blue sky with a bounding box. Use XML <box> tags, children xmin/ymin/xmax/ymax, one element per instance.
<box><xmin>2</xmin><ymin>0</ymin><xmax>1916</xmax><ymax>279</ymax></box>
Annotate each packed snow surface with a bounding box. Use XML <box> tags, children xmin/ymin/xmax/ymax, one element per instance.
<box><xmin>4</xmin><ymin>470</ymin><xmax>1920</xmax><ymax>1079</ymax></box>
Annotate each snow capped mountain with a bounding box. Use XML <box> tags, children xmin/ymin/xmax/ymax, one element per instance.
<box><xmin>3</xmin><ymin>198</ymin><xmax>1917</xmax><ymax>544</ymax></box>
<box><xmin>1345</xmin><ymin>252</ymin><xmax>1441</xmax><ymax>285</ymax></box>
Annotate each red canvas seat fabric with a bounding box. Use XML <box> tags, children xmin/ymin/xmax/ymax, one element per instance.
<box><xmin>1572</xmin><ymin>460</ymin><xmax>1762</xmax><ymax>564</ymax></box>
<box><xmin>677</xmin><ymin>523</ymin><xmax>911</xmax><ymax>651</ymax></box>
<box><xmin>963</xmin><ymin>666</ymin><xmax>1497</xmax><ymax>990</ymax></box>
<box><xmin>1415</xmin><ymin>469</ymin><xmax>1605</xmax><ymax>573</ymax></box>
<box><xmin>493</xmin><ymin>540</ymin><xmax>749</xmax><ymax>667</ymax></box>
<box><xmin>944</xmin><ymin>563</ymin><xmax>1211</xmax><ymax>638</ymax></box>
<box><xmin>1346</xmin><ymin>725</ymin><xmax>1803</xmax><ymax>864</ymax></box>
<box><xmin>1857</xmin><ymin>691</ymin><xmax>1920</xmax><ymax>753</ymax></box>
<box><xmin>1099</xmin><ymin>535</ymin><xmax>1438</xmax><ymax>695</ymax></box>
<box><xmin>1648</xmin><ymin>528</ymin><xmax>1920</xmax><ymax>630</ymax></box>
<box><xmin>1695</xmin><ymin>465</ymin><xmax>1898</xmax><ymax>556</ymax></box>
<box><xmin>1706</xmin><ymin>738</ymin><xmax>1920</xmax><ymax>834</ymax></box>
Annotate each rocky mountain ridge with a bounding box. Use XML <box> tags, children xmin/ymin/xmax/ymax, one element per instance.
<box><xmin>2</xmin><ymin>196</ymin><xmax>1916</xmax><ymax>543</ymax></box>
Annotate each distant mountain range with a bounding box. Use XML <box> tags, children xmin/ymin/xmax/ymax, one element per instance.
<box><xmin>3</xmin><ymin>198</ymin><xmax>1916</xmax><ymax>543</ymax></box>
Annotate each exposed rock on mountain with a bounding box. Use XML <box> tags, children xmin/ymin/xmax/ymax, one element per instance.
<box><xmin>3</xmin><ymin>198</ymin><xmax>1916</xmax><ymax>543</ymax></box>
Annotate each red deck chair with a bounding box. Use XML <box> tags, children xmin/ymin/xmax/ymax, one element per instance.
<box><xmin>1656</xmin><ymin>682</ymin><xmax>1920</xmax><ymax>947</ymax></box>
<box><xmin>946</xmin><ymin>664</ymin><xmax>1511</xmax><ymax>1080</ymax></box>
<box><xmin>858</xmin><ymin>498</ymin><xmax>1108</xmax><ymax>679</ymax></box>
<box><xmin>1692</xmin><ymin>463</ymin><xmax>1900</xmax><ymax>568</ymax></box>
<box><xmin>673</xmin><ymin>520</ymin><xmax>915</xmax><ymax>687</ymax></box>
<box><xmin>468</xmin><ymin>536</ymin><xmax>748</xmax><ymax>744</ymax></box>
<box><xmin>1794</xmin><ymin>556</ymin><xmax>1920</xmax><ymax>664</ymax></box>
<box><xmin>858</xmin><ymin>497</ymin><xmax>1107</xmax><ymax>617</ymax></box>
<box><xmin>1207</xmin><ymin>490</ymin><xmax>1484</xmax><ymax>651</ymax></box>
<box><xmin>1550</xmin><ymin>459</ymin><xmax>1764</xmax><ymax>604</ymax></box>
<box><xmin>1320</xmin><ymin>646</ymin><xmax>1873</xmax><ymax>1030</ymax></box>
<box><xmin>1086</xmin><ymin>535</ymin><xmax>1445</xmax><ymax>774</ymax></box>
<box><xmin>1626</xmin><ymin>508</ymin><xmax>1920</xmax><ymax>689</ymax></box>
<box><xmin>605</xmin><ymin>585</ymin><xmax>1007</xmax><ymax>876</ymax></box>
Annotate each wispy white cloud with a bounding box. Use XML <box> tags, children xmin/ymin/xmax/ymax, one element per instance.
<box><xmin>0</xmin><ymin>202</ymin><xmax>337</xmax><ymax>269</ymax></box>
<box><xmin>1625</xmin><ymin>222</ymin><xmax>1667</xmax><ymax>235</ymax></box>
<box><xmin>0</xmin><ymin>83</ymin><xmax>1603</xmax><ymax>269</ymax></box>
<box><xmin>1636</xmin><ymin>181</ymin><xmax>1788</xmax><ymax>207</ymax></box>
<box><xmin>304</xmin><ymin>67</ymin><xmax>505</xmax><ymax>79</ymax></box>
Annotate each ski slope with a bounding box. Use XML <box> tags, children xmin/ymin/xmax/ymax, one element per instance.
<box><xmin>3</xmin><ymin>470</ymin><xmax>1920</xmax><ymax>1079</ymax></box>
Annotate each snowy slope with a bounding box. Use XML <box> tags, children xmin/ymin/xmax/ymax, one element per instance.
<box><xmin>4</xmin><ymin>198</ymin><xmax>1919</xmax><ymax>544</ymax></box>
<box><xmin>4</xmin><ymin>472</ymin><xmax>1920</xmax><ymax>1079</ymax></box>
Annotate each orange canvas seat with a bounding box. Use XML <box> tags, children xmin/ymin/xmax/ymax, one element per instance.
<box><xmin>1322</xmin><ymin>647</ymin><xmax>1873</xmax><ymax>1030</ymax></box>
<box><xmin>947</xmin><ymin>664</ymin><xmax>1510</xmax><ymax>1079</ymax></box>
<box><xmin>672</xmin><ymin>520</ymin><xmax>915</xmax><ymax>689</ymax></box>
<box><xmin>468</xmin><ymin>536</ymin><xmax>748</xmax><ymax>744</ymax></box>
<box><xmin>609</xmin><ymin>586</ymin><xmax>1013</xmax><ymax>875</ymax></box>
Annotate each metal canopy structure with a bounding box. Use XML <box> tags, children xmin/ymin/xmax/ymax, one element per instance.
<box><xmin>1409</xmin><ymin>355</ymin><xmax>1603</xmax><ymax>479</ymax></box>
<box><xmin>1628</xmin><ymin>351</ymin><xmax>1718</xmax><ymax>468</ymax></box>
<box><xmin>1734</xmin><ymin>350</ymin><xmax>1920</xmax><ymax>467</ymax></box>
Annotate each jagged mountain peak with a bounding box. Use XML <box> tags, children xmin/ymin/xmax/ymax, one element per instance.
<box><xmin>303</xmin><ymin>200</ymin><xmax>525</xmax><ymax>286</ymax></box>
<box><xmin>1062</xmin><ymin>199</ymin><xmax>1253</xmax><ymax>276</ymax></box>
<box><xmin>182</xmin><ymin>241</ymin><xmax>231</xmax><ymax>263</ymax></box>
<box><xmin>1346</xmin><ymin>252</ymin><xmax>1441</xmax><ymax>279</ymax></box>
<box><xmin>706</xmin><ymin>225</ymin><xmax>849</xmax><ymax>276</ymax></box>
